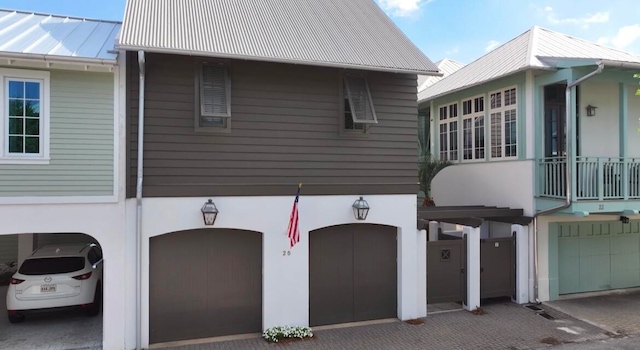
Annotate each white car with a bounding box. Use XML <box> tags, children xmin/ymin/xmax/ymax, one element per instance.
<box><xmin>6</xmin><ymin>243</ymin><xmax>103</xmax><ymax>323</ymax></box>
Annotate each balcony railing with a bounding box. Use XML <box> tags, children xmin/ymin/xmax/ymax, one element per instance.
<box><xmin>539</xmin><ymin>157</ymin><xmax>640</xmax><ymax>200</ymax></box>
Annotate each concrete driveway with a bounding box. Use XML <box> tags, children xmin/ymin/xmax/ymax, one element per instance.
<box><xmin>0</xmin><ymin>285</ymin><xmax>102</xmax><ymax>350</ymax></box>
<box><xmin>546</xmin><ymin>289</ymin><xmax>640</xmax><ymax>337</ymax></box>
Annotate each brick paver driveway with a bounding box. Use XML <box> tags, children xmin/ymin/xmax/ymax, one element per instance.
<box><xmin>0</xmin><ymin>285</ymin><xmax>102</xmax><ymax>350</ymax></box>
<box><xmin>163</xmin><ymin>301</ymin><xmax>611</xmax><ymax>350</ymax></box>
<box><xmin>546</xmin><ymin>290</ymin><xmax>640</xmax><ymax>336</ymax></box>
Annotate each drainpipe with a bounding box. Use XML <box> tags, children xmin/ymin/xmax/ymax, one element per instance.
<box><xmin>532</xmin><ymin>61</ymin><xmax>604</xmax><ymax>303</ymax></box>
<box><xmin>135</xmin><ymin>50</ymin><xmax>146</xmax><ymax>350</ymax></box>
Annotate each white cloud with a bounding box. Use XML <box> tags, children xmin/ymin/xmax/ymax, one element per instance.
<box><xmin>378</xmin><ymin>0</ymin><xmax>432</xmax><ymax>17</ymax></box>
<box><xmin>597</xmin><ymin>24</ymin><xmax>640</xmax><ymax>50</ymax></box>
<box><xmin>485</xmin><ymin>40</ymin><xmax>501</xmax><ymax>52</ymax></box>
<box><xmin>541</xmin><ymin>6</ymin><xmax>609</xmax><ymax>29</ymax></box>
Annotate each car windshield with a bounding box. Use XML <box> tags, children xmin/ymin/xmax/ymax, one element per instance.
<box><xmin>18</xmin><ymin>257</ymin><xmax>86</xmax><ymax>275</ymax></box>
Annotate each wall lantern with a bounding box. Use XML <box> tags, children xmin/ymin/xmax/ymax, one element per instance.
<box><xmin>201</xmin><ymin>199</ymin><xmax>219</xmax><ymax>225</ymax></box>
<box><xmin>586</xmin><ymin>104</ymin><xmax>598</xmax><ymax>117</ymax></box>
<box><xmin>352</xmin><ymin>196</ymin><xmax>370</xmax><ymax>221</ymax></box>
<box><xmin>620</xmin><ymin>216</ymin><xmax>630</xmax><ymax>224</ymax></box>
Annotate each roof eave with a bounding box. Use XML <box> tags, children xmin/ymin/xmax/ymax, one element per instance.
<box><xmin>118</xmin><ymin>44</ymin><xmax>441</xmax><ymax>76</ymax></box>
<box><xmin>417</xmin><ymin>65</ymin><xmax>555</xmax><ymax>105</ymax></box>
<box><xmin>0</xmin><ymin>52</ymin><xmax>117</xmax><ymax>66</ymax></box>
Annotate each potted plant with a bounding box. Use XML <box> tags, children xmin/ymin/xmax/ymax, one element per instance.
<box><xmin>418</xmin><ymin>154</ymin><xmax>452</xmax><ymax>206</ymax></box>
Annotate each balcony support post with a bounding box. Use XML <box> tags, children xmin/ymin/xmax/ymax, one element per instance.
<box><xmin>620</xmin><ymin>83</ymin><xmax>629</xmax><ymax>200</ymax></box>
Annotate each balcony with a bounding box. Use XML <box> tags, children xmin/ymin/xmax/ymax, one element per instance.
<box><xmin>539</xmin><ymin>156</ymin><xmax>640</xmax><ymax>201</ymax></box>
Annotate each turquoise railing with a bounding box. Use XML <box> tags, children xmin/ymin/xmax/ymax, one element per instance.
<box><xmin>539</xmin><ymin>156</ymin><xmax>640</xmax><ymax>200</ymax></box>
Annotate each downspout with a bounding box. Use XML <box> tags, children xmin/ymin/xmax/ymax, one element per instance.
<box><xmin>136</xmin><ymin>50</ymin><xmax>146</xmax><ymax>350</ymax></box>
<box><xmin>532</xmin><ymin>61</ymin><xmax>604</xmax><ymax>303</ymax></box>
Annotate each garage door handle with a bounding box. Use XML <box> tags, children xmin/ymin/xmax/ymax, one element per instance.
<box><xmin>460</xmin><ymin>268</ymin><xmax>465</xmax><ymax>274</ymax></box>
<box><xmin>480</xmin><ymin>267</ymin><xmax>484</xmax><ymax>273</ymax></box>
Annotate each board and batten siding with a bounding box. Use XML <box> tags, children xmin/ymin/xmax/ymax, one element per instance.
<box><xmin>127</xmin><ymin>53</ymin><xmax>419</xmax><ymax>197</ymax></box>
<box><xmin>0</xmin><ymin>68</ymin><xmax>114</xmax><ymax>196</ymax></box>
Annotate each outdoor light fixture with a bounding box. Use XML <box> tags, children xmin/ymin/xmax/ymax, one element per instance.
<box><xmin>201</xmin><ymin>199</ymin><xmax>219</xmax><ymax>225</ymax></box>
<box><xmin>586</xmin><ymin>104</ymin><xmax>598</xmax><ymax>117</ymax></box>
<box><xmin>620</xmin><ymin>216</ymin><xmax>630</xmax><ymax>224</ymax></box>
<box><xmin>352</xmin><ymin>196</ymin><xmax>370</xmax><ymax>220</ymax></box>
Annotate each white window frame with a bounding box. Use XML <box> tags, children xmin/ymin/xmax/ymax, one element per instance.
<box><xmin>488</xmin><ymin>86</ymin><xmax>518</xmax><ymax>160</ymax></box>
<box><xmin>461</xmin><ymin>94</ymin><xmax>485</xmax><ymax>161</ymax></box>
<box><xmin>0</xmin><ymin>68</ymin><xmax>50</xmax><ymax>165</ymax></box>
<box><xmin>344</xmin><ymin>75</ymin><xmax>378</xmax><ymax>125</ymax></box>
<box><xmin>195</xmin><ymin>62</ymin><xmax>231</xmax><ymax>133</ymax></box>
<box><xmin>340</xmin><ymin>77</ymin><xmax>368</xmax><ymax>135</ymax></box>
<box><xmin>437</xmin><ymin>102</ymin><xmax>458</xmax><ymax>161</ymax></box>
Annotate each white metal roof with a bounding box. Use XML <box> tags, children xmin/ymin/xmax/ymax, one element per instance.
<box><xmin>419</xmin><ymin>26</ymin><xmax>640</xmax><ymax>102</ymax></box>
<box><xmin>0</xmin><ymin>9</ymin><xmax>121</xmax><ymax>63</ymax></box>
<box><xmin>119</xmin><ymin>0</ymin><xmax>439</xmax><ymax>75</ymax></box>
<box><xmin>417</xmin><ymin>58</ymin><xmax>464</xmax><ymax>91</ymax></box>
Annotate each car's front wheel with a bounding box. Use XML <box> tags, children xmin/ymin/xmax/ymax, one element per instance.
<box><xmin>86</xmin><ymin>282</ymin><xmax>102</xmax><ymax>317</ymax></box>
<box><xmin>8</xmin><ymin>312</ymin><xmax>25</xmax><ymax>324</ymax></box>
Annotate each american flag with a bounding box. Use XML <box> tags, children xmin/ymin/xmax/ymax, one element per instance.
<box><xmin>287</xmin><ymin>184</ymin><xmax>301</xmax><ymax>248</ymax></box>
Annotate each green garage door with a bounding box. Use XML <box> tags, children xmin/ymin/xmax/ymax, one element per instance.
<box><xmin>558</xmin><ymin>220</ymin><xmax>640</xmax><ymax>295</ymax></box>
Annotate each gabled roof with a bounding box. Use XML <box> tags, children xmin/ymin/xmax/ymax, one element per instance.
<box><xmin>119</xmin><ymin>0</ymin><xmax>439</xmax><ymax>75</ymax></box>
<box><xmin>418</xmin><ymin>26</ymin><xmax>640</xmax><ymax>102</ymax></box>
<box><xmin>417</xmin><ymin>58</ymin><xmax>464</xmax><ymax>91</ymax></box>
<box><xmin>0</xmin><ymin>9</ymin><xmax>121</xmax><ymax>63</ymax></box>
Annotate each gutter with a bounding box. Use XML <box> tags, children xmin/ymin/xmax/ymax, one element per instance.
<box><xmin>0</xmin><ymin>52</ymin><xmax>117</xmax><ymax>66</ymax></box>
<box><xmin>135</xmin><ymin>50</ymin><xmax>146</xmax><ymax>350</ymax></box>
<box><xmin>116</xmin><ymin>44</ymin><xmax>441</xmax><ymax>76</ymax></box>
<box><xmin>531</xmin><ymin>61</ymin><xmax>604</xmax><ymax>303</ymax></box>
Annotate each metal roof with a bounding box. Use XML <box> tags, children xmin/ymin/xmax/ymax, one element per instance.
<box><xmin>0</xmin><ymin>9</ymin><xmax>121</xmax><ymax>63</ymax></box>
<box><xmin>417</xmin><ymin>58</ymin><xmax>464</xmax><ymax>91</ymax></box>
<box><xmin>418</xmin><ymin>26</ymin><xmax>640</xmax><ymax>102</ymax></box>
<box><xmin>119</xmin><ymin>0</ymin><xmax>439</xmax><ymax>75</ymax></box>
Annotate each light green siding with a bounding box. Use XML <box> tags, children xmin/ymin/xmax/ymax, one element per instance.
<box><xmin>554</xmin><ymin>220</ymin><xmax>640</xmax><ymax>296</ymax></box>
<box><xmin>0</xmin><ymin>69</ymin><xmax>114</xmax><ymax>196</ymax></box>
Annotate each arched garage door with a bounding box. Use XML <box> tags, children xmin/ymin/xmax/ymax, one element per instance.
<box><xmin>309</xmin><ymin>224</ymin><xmax>397</xmax><ymax>326</ymax></box>
<box><xmin>149</xmin><ymin>229</ymin><xmax>262</xmax><ymax>344</ymax></box>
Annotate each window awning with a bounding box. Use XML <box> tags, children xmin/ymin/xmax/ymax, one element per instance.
<box><xmin>417</xmin><ymin>206</ymin><xmax>532</xmax><ymax>229</ymax></box>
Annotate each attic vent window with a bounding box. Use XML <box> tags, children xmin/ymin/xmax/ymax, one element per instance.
<box><xmin>197</xmin><ymin>63</ymin><xmax>231</xmax><ymax>131</ymax></box>
<box><xmin>344</xmin><ymin>76</ymin><xmax>377</xmax><ymax>124</ymax></box>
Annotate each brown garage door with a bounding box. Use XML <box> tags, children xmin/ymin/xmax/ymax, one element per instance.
<box><xmin>149</xmin><ymin>229</ymin><xmax>262</xmax><ymax>344</ymax></box>
<box><xmin>309</xmin><ymin>224</ymin><xmax>397</xmax><ymax>326</ymax></box>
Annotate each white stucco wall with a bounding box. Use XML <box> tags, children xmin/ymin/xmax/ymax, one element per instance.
<box><xmin>130</xmin><ymin>194</ymin><xmax>423</xmax><ymax>348</ymax></box>
<box><xmin>431</xmin><ymin>160</ymin><xmax>535</xmax><ymax>216</ymax></box>
<box><xmin>580</xmin><ymin>81</ymin><xmax>640</xmax><ymax>158</ymax></box>
<box><xmin>0</xmin><ymin>202</ymin><xmax>130</xmax><ymax>350</ymax></box>
<box><xmin>580</xmin><ymin>81</ymin><xmax>620</xmax><ymax>157</ymax></box>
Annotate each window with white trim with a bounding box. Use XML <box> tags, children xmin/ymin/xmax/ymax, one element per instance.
<box><xmin>196</xmin><ymin>63</ymin><xmax>231</xmax><ymax>131</ymax></box>
<box><xmin>489</xmin><ymin>87</ymin><xmax>517</xmax><ymax>159</ymax></box>
<box><xmin>462</xmin><ymin>96</ymin><xmax>485</xmax><ymax>160</ymax></box>
<box><xmin>342</xmin><ymin>79</ymin><xmax>365</xmax><ymax>133</ymax></box>
<box><xmin>0</xmin><ymin>68</ymin><xmax>50</xmax><ymax>164</ymax></box>
<box><xmin>438</xmin><ymin>103</ymin><xmax>458</xmax><ymax>161</ymax></box>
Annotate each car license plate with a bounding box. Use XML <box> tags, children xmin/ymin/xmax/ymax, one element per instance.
<box><xmin>41</xmin><ymin>284</ymin><xmax>56</xmax><ymax>293</ymax></box>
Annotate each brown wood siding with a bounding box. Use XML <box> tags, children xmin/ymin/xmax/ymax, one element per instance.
<box><xmin>127</xmin><ymin>52</ymin><xmax>419</xmax><ymax>197</ymax></box>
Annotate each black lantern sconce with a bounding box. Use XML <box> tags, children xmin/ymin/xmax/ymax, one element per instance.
<box><xmin>201</xmin><ymin>199</ymin><xmax>219</xmax><ymax>225</ymax></box>
<box><xmin>352</xmin><ymin>196</ymin><xmax>370</xmax><ymax>220</ymax></box>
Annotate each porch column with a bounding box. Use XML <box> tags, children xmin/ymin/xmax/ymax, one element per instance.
<box><xmin>512</xmin><ymin>224</ymin><xmax>529</xmax><ymax>304</ymax></box>
<box><xmin>417</xmin><ymin>228</ymin><xmax>427</xmax><ymax>318</ymax></box>
<box><xmin>463</xmin><ymin>226</ymin><xmax>480</xmax><ymax>311</ymax></box>
<box><xmin>620</xmin><ymin>83</ymin><xmax>629</xmax><ymax>200</ymax></box>
<box><xmin>428</xmin><ymin>221</ymin><xmax>439</xmax><ymax>241</ymax></box>
<box><xmin>569</xmin><ymin>76</ymin><xmax>578</xmax><ymax>202</ymax></box>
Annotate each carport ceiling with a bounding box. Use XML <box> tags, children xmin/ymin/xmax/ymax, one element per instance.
<box><xmin>417</xmin><ymin>206</ymin><xmax>532</xmax><ymax>228</ymax></box>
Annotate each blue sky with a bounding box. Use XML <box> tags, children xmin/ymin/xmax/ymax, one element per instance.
<box><xmin>3</xmin><ymin>0</ymin><xmax>640</xmax><ymax>65</ymax></box>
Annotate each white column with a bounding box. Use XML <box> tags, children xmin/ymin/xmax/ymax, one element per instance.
<box><xmin>417</xmin><ymin>229</ymin><xmax>427</xmax><ymax>318</ymax></box>
<box><xmin>464</xmin><ymin>226</ymin><xmax>480</xmax><ymax>311</ymax></box>
<box><xmin>428</xmin><ymin>221</ymin><xmax>439</xmax><ymax>241</ymax></box>
<box><xmin>17</xmin><ymin>233</ymin><xmax>34</xmax><ymax>265</ymax></box>
<box><xmin>512</xmin><ymin>224</ymin><xmax>529</xmax><ymax>304</ymax></box>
